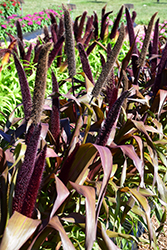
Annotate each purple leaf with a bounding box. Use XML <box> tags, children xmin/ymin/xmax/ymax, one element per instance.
<box><xmin>93</xmin><ymin>11</ymin><xmax>98</xmax><ymax>40</ymax></box>
<box><xmin>49</xmin><ymin>216</ymin><xmax>75</xmax><ymax>250</ymax></box>
<box><xmin>77</xmin><ymin>42</ymin><xmax>94</xmax><ymax>84</ymax></box>
<box><xmin>93</xmin><ymin>145</ymin><xmax>113</xmax><ymax>222</ymax></box>
<box><xmin>110</xmin><ymin>5</ymin><xmax>124</xmax><ymax>40</ymax></box>
<box><xmin>100</xmin><ymin>11</ymin><xmax>113</xmax><ymax>40</ymax></box>
<box><xmin>97</xmin><ymin>221</ymin><xmax>120</xmax><ymax>250</ymax></box>
<box><xmin>125</xmin><ymin>8</ymin><xmax>138</xmax><ymax>76</ymax></box>
<box><xmin>24</xmin><ymin>43</ymin><xmax>32</xmax><ymax>63</ymax></box>
<box><xmin>0</xmin><ymin>211</ymin><xmax>41</xmax><ymax>250</ymax></box>
<box><xmin>86</xmin><ymin>42</ymin><xmax>97</xmax><ymax>56</ymax></box>
<box><xmin>73</xmin><ymin>15</ymin><xmax>80</xmax><ymax>41</ymax></box>
<box><xmin>70</xmin><ymin>181</ymin><xmax>96</xmax><ymax>250</ymax></box>
<box><xmin>50</xmin><ymin>176</ymin><xmax>70</xmax><ymax>219</ymax></box>
<box><xmin>84</xmin><ymin>30</ymin><xmax>93</xmax><ymax>48</ymax></box>
<box><xmin>13</xmin><ymin>53</ymin><xmax>32</xmax><ymax>121</ymax></box>
<box><xmin>77</xmin><ymin>11</ymin><xmax>87</xmax><ymax>42</ymax></box>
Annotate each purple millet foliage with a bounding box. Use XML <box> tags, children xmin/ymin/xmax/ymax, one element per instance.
<box><xmin>95</xmin><ymin>90</ymin><xmax>130</xmax><ymax>146</ymax></box>
<box><xmin>13</xmin><ymin>53</ymin><xmax>32</xmax><ymax>121</ymax></box>
<box><xmin>110</xmin><ymin>5</ymin><xmax>124</xmax><ymax>40</ymax></box>
<box><xmin>77</xmin><ymin>42</ymin><xmax>94</xmax><ymax>84</ymax></box>
<box><xmin>48</xmin><ymin>36</ymin><xmax>64</xmax><ymax>68</ymax></box>
<box><xmin>77</xmin><ymin>11</ymin><xmax>87</xmax><ymax>42</ymax></box>
<box><xmin>12</xmin><ymin>124</ymin><xmax>41</xmax><ymax>213</ymax></box>
<box><xmin>21</xmin><ymin>145</ymin><xmax>47</xmax><ymax>218</ymax></box>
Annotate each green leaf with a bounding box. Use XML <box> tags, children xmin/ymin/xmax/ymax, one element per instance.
<box><xmin>0</xmin><ymin>211</ymin><xmax>41</xmax><ymax>250</ymax></box>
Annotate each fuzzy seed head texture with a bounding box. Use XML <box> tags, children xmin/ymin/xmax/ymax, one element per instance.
<box><xmin>31</xmin><ymin>42</ymin><xmax>52</xmax><ymax>125</ymax></box>
<box><xmin>12</xmin><ymin>124</ymin><xmax>41</xmax><ymax>213</ymax></box>
<box><xmin>91</xmin><ymin>23</ymin><xmax>125</xmax><ymax>98</ymax></box>
<box><xmin>138</xmin><ymin>12</ymin><xmax>157</xmax><ymax>68</ymax></box>
<box><xmin>62</xmin><ymin>4</ymin><xmax>76</xmax><ymax>78</ymax></box>
<box><xmin>21</xmin><ymin>145</ymin><xmax>47</xmax><ymax>218</ymax></box>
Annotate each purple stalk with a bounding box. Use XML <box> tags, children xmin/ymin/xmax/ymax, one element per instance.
<box><xmin>50</xmin><ymin>71</ymin><xmax>60</xmax><ymax>148</ymax></box>
<box><xmin>110</xmin><ymin>5</ymin><xmax>124</xmax><ymax>40</ymax></box>
<box><xmin>48</xmin><ymin>36</ymin><xmax>65</xmax><ymax>68</ymax></box>
<box><xmin>95</xmin><ymin>90</ymin><xmax>130</xmax><ymax>146</ymax></box>
<box><xmin>12</xmin><ymin>124</ymin><xmax>41</xmax><ymax>213</ymax></box>
<box><xmin>21</xmin><ymin>145</ymin><xmax>47</xmax><ymax>218</ymax></box>
<box><xmin>77</xmin><ymin>42</ymin><xmax>94</xmax><ymax>84</ymax></box>
<box><xmin>13</xmin><ymin>53</ymin><xmax>32</xmax><ymax>121</ymax></box>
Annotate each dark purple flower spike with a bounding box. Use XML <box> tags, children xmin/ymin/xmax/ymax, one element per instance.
<box><xmin>95</xmin><ymin>90</ymin><xmax>130</xmax><ymax>146</ymax></box>
<box><xmin>12</xmin><ymin>124</ymin><xmax>42</xmax><ymax>213</ymax></box>
<box><xmin>13</xmin><ymin>53</ymin><xmax>32</xmax><ymax>121</ymax></box>
<box><xmin>21</xmin><ymin>145</ymin><xmax>47</xmax><ymax>218</ymax></box>
<box><xmin>77</xmin><ymin>42</ymin><xmax>94</xmax><ymax>84</ymax></box>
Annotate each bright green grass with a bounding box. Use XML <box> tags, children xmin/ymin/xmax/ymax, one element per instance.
<box><xmin>22</xmin><ymin>0</ymin><xmax>167</xmax><ymax>24</ymax></box>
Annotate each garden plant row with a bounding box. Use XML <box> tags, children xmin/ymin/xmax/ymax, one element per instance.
<box><xmin>0</xmin><ymin>3</ymin><xmax>167</xmax><ymax>250</ymax></box>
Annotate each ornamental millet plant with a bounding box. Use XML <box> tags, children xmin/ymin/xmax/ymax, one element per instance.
<box><xmin>12</xmin><ymin>42</ymin><xmax>52</xmax><ymax>217</ymax></box>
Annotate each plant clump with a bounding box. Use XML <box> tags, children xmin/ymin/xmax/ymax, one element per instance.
<box><xmin>0</xmin><ymin>5</ymin><xmax>167</xmax><ymax>250</ymax></box>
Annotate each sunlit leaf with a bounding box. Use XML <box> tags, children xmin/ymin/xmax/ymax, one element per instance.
<box><xmin>70</xmin><ymin>182</ymin><xmax>96</xmax><ymax>250</ymax></box>
<box><xmin>0</xmin><ymin>211</ymin><xmax>41</xmax><ymax>250</ymax></box>
<box><xmin>50</xmin><ymin>176</ymin><xmax>70</xmax><ymax>219</ymax></box>
<box><xmin>49</xmin><ymin>215</ymin><xmax>75</xmax><ymax>250</ymax></box>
